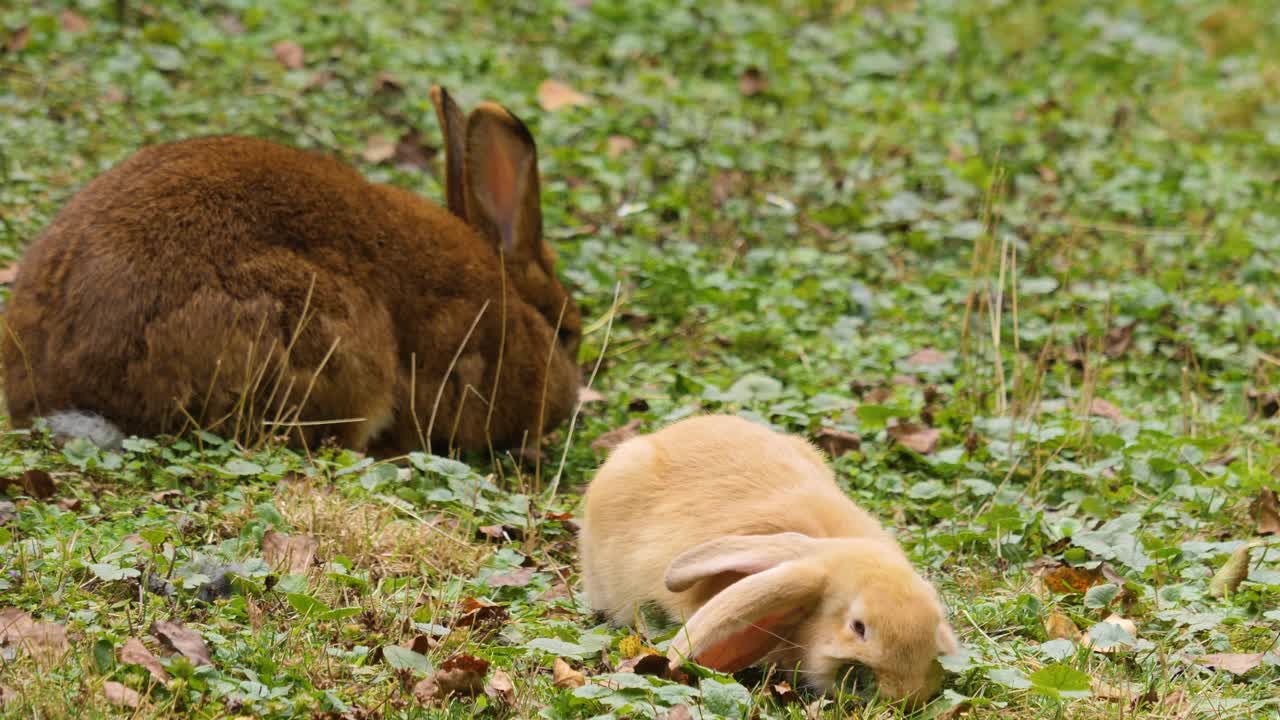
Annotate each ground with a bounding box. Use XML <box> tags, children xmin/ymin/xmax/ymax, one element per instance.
<box><xmin>1</xmin><ymin>0</ymin><xmax>1279</xmax><ymax>718</ymax></box>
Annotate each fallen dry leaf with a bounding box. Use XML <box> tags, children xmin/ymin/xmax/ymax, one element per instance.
<box><xmin>262</xmin><ymin>530</ymin><xmax>318</xmax><ymax>575</ymax></box>
<box><xmin>1251</xmin><ymin>488</ymin><xmax>1280</xmax><ymax>535</ymax></box>
<box><xmin>1196</xmin><ymin>652</ymin><xmax>1263</xmax><ymax>675</ymax></box>
<box><xmin>537</xmin><ymin>80</ymin><xmax>590</xmax><ymax>112</ymax></box>
<box><xmin>372</xmin><ymin>71</ymin><xmax>404</xmax><ymax>95</ymax></box>
<box><xmin>0</xmin><ymin>500</ymin><xmax>15</xmax><ymax>525</ymax></box>
<box><xmin>1088</xmin><ymin>398</ymin><xmax>1128</xmax><ymax>423</ymax></box>
<box><xmin>0</xmin><ymin>469</ymin><xmax>56</xmax><ymax>500</ymax></box>
<box><xmin>429</xmin><ymin>653</ymin><xmax>490</xmax><ymax>697</ymax></box>
<box><xmin>1247</xmin><ymin>389</ymin><xmax>1280</xmax><ymax>419</ymax></box>
<box><xmin>607</xmin><ymin>135</ymin><xmax>637</xmax><ymax>158</ymax></box>
<box><xmin>904</xmin><ymin>348</ymin><xmax>948</xmax><ymax>368</ymax></box>
<box><xmin>771</xmin><ymin>680</ymin><xmax>801</xmax><ymax>704</ymax></box>
<box><xmin>152</xmin><ymin>620</ymin><xmax>213</xmax><ymax>667</ymax></box>
<box><xmin>1103</xmin><ymin>324</ymin><xmax>1134</xmax><ymax>359</ymax></box>
<box><xmin>218</xmin><ymin>14</ymin><xmax>245</xmax><ymax>35</ymax></box>
<box><xmin>1083</xmin><ymin>614</ymin><xmax>1138</xmax><ymax>654</ymax></box>
<box><xmin>814</xmin><ymin>428</ymin><xmax>860</xmax><ymax>457</ymax></box>
<box><xmin>0</xmin><ymin>264</ymin><xmax>17</xmax><ymax>283</ymax></box>
<box><xmin>272</xmin><ymin>40</ymin><xmax>304</xmax><ymax>70</ymax></box>
<box><xmin>5</xmin><ymin>26</ymin><xmax>30</xmax><ymax>53</ymax></box>
<box><xmin>888</xmin><ymin>423</ymin><xmax>940</xmax><ymax>454</ymax></box>
<box><xmin>119</xmin><ymin>637</ymin><xmax>170</xmax><ymax>685</ymax></box>
<box><xmin>361</xmin><ymin>135</ymin><xmax>397</xmax><ymax>164</ymax></box>
<box><xmin>661</xmin><ymin>705</ymin><xmax>694</xmax><ymax>720</ymax></box>
<box><xmin>487</xmin><ymin>567</ymin><xmax>535</xmax><ymax>588</ymax></box>
<box><xmin>485</xmin><ymin>668</ymin><xmax>515</xmax><ymax>704</ymax></box>
<box><xmin>737</xmin><ymin>66</ymin><xmax>768</xmax><ymax>96</ymax></box>
<box><xmin>412</xmin><ymin>677</ymin><xmax>439</xmax><ymax>704</ymax></box>
<box><xmin>1209</xmin><ymin>541</ymin><xmax>1258</xmax><ymax>597</ymax></box>
<box><xmin>591</xmin><ymin>419</ymin><xmax>643</xmax><ymax>454</ymax></box>
<box><xmin>1091</xmin><ymin>678</ymin><xmax>1137</xmax><ymax>703</ymax></box>
<box><xmin>391</xmin><ymin>129</ymin><xmax>435</xmax><ymax>171</ymax></box>
<box><xmin>0</xmin><ymin>608</ymin><xmax>69</xmax><ymax>665</ymax></box>
<box><xmin>453</xmin><ymin>597</ymin><xmax>508</xmax><ymax>628</ymax></box>
<box><xmin>60</xmin><ymin>10</ymin><xmax>90</xmax><ymax>33</ymax></box>
<box><xmin>1038</xmin><ymin>563</ymin><xmax>1104</xmax><ymax>594</ymax></box>
<box><xmin>1044</xmin><ymin>611</ymin><xmax>1081</xmax><ymax>641</ymax></box>
<box><xmin>103</xmin><ymin>681</ymin><xmax>141</xmax><ymax>708</ymax></box>
<box><xmin>552</xmin><ymin>657</ymin><xmax>586</xmax><ymax>689</ymax></box>
<box><xmin>617</xmin><ymin>652</ymin><xmax>668</xmax><ymax>677</ymax></box>
<box><xmin>578</xmin><ymin>386</ymin><xmax>605</xmax><ymax>404</ymax></box>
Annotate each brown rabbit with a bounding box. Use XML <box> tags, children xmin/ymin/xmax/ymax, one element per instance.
<box><xmin>1</xmin><ymin>87</ymin><xmax>582</xmax><ymax>454</ymax></box>
<box><xmin>579</xmin><ymin>415</ymin><xmax>958</xmax><ymax>707</ymax></box>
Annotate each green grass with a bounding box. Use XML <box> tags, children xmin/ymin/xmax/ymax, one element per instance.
<box><xmin>3</xmin><ymin>0</ymin><xmax>1280</xmax><ymax>717</ymax></box>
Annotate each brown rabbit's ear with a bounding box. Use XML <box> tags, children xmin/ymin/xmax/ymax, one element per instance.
<box><xmin>665</xmin><ymin>532</ymin><xmax>819</xmax><ymax>593</ymax></box>
<box><xmin>667</xmin><ymin>560</ymin><xmax>827</xmax><ymax>674</ymax></box>
<box><xmin>429</xmin><ymin>85</ymin><xmax>468</xmax><ymax>220</ymax></box>
<box><xmin>463</xmin><ymin>102</ymin><xmax>543</xmax><ymax>261</ymax></box>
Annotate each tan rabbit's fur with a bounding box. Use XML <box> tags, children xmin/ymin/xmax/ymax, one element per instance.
<box><xmin>580</xmin><ymin>415</ymin><xmax>958</xmax><ymax>705</ymax></box>
<box><xmin>2</xmin><ymin>88</ymin><xmax>581</xmax><ymax>453</ymax></box>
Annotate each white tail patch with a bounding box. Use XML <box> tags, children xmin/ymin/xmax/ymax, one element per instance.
<box><xmin>43</xmin><ymin>411</ymin><xmax>125</xmax><ymax>450</ymax></box>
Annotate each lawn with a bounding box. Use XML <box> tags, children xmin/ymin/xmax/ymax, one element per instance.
<box><xmin>2</xmin><ymin>0</ymin><xmax>1279</xmax><ymax>718</ymax></box>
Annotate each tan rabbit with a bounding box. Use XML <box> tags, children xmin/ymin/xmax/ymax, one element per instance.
<box><xmin>580</xmin><ymin>415</ymin><xmax>958</xmax><ymax>706</ymax></box>
<box><xmin>2</xmin><ymin>87</ymin><xmax>581</xmax><ymax>454</ymax></box>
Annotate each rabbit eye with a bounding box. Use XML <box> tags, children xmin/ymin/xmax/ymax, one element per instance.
<box><xmin>851</xmin><ymin>620</ymin><xmax>867</xmax><ymax>639</ymax></box>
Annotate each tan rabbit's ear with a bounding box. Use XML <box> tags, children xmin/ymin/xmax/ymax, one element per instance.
<box><xmin>665</xmin><ymin>532</ymin><xmax>818</xmax><ymax>592</ymax></box>
<box><xmin>667</xmin><ymin>560</ymin><xmax>827</xmax><ymax>674</ymax></box>
<box><xmin>429</xmin><ymin>85</ymin><xmax>468</xmax><ymax>220</ymax></box>
<box><xmin>463</xmin><ymin>102</ymin><xmax>543</xmax><ymax>261</ymax></box>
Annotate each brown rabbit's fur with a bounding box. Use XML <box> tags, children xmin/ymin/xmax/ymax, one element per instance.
<box><xmin>580</xmin><ymin>415</ymin><xmax>958</xmax><ymax>705</ymax></box>
<box><xmin>2</xmin><ymin>89</ymin><xmax>581</xmax><ymax>453</ymax></box>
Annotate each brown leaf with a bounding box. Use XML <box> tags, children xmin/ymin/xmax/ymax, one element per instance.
<box><xmin>591</xmin><ymin>419</ymin><xmax>643</xmax><ymax>454</ymax></box>
<box><xmin>485</xmin><ymin>668</ymin><xmax>515</xmax><ymax>704</ymax></box>
<box><xmin>1251</xmin><ymin>488</ymin><xmax>1280</xmax><ymax>535</ymax></box>
<box><xmin>1247</xmin><ymin>389</ymin><xmax>1280</xmax><ymax>419</ymax></box>
<box><xmin>361</xmin><ymin>135</ymin><xmax>397</xmax><ymax>164</ymax></box>
<box><xmin>454</xmin><ymin>597</ymin><xmax>508</xmax><ymax>628</ymax></box>
<box><xmin>5</xmin><ymin>27</ymin><xmax>30</xmax><ymax>53</ymax></box>
<box><xmin>1091</xmin><ymin>679</ymin><xmax>1137</xmax><ymax>703</ymax></box>
<box><xmin>0</xmin><ymin>608</ymin><xmax>69</xmax><ymax>665</ymax></box>
<box><xmin>606</xmin><ymin>135</ymin><xmax>637</xmax><ymax>158</ymax></box>
<box><xmin>303</xmin><ymin>71</ymin><xmax>334</xmax><ymax>91</ymax></box>
<box><xmin>616</xmin><ymin>652</ymin><xmax>668</xmax><ymax>677</ymax></box>
<box><xmin>218</xmin><ymin>14</ymin><xmax>245</xmax><ymax>35</ymax></box>
<box><xmin>904</xmin><ymin>348</ymin><xmax>948</xmax><ymax>368</ymax></box>
<box><xmin>152</xmin><ymin>620</ymin><xmax>213</xmax><ymax>667</ymax></box>
<box><xmin>661</xmin><ymin>705</ymin><xmax>694</xmax><ymax>720</ymax></box>
<box><xmin>813</xmin><ymin>428</ymin><xmax>860</xmax><ymax>457</ymax></box>
<box><xmin>372</xmin><ymin>71</ymin><xmax>404</xmax><ymax>95</ymax></box>
<box><xmin>487</xmin><ymin>567</ymin><xmax>535</xmax><ymax>588</ymax></box>
<box><xmin>1039</xmin><ymin>563</ymin><xmax>1103</xmax><ymax>594</ymax></box>
<box><xmin>151</xmin><ymin>489</ymin><xmax>183</xmax><ymax>506</ymax></box>
<box><xmin>552</xmin><ymin>657</ymin><xmax>586</xmax><ymax>688</ymax></box>
<box><xmin>1083</xmin><ymin>614</ymin><xmax>1138</xmax><ymax>654</ymax></box>
<box><xmin>711</xmin><ymin>170</ymin><xmax>746</xmax><ymax>206</ymax></box>
<box><xmin>1196</xmin><ymin>652</ymin><xmax>1264</xmax><ymax>675</ymax></box>
<box><xmin>103</xmin><ymin>681</ymin><xmax>141</xmax><ymax>708</ymax></box>
<box><xmin>0</xmin><ymin>264</ymin><xmax>17</xmax><ymax>284</ymax></box>
<box><xmin>392</xmin><ymin>129</ymin><xmax>436</xmax><ymax>171</ymax></box>
<box><xmin>1036</xmin><ymin>165</ymin><xmax>1058</xmax><ymax>184</ymax></box>
<box><xmin>60</xmin><ymin>10</ymin><xmax>91</xmax><ymax>33</ymax></box>
<box><xmin>0</xmin><ymin>501</ymin><xmax>16</xmax><ymax>525</ymax></box>
<box><xmin>578</xmin><ymin>386</ymin><xmax>606</xmax><ymax>404</ymax></box>
<box><xmin>1</xmin><ymin>469</ymin><xmax>57</xmax><ymax>499</ymax></box>
<box><xmin>1043</xmin><ymin>612</ymin><xmax>1081</xmax><ymax>641</ymax></box>
<box><xmin>1088</xmin><ymin>398</ymin><xmax>1128</xmax><ymax>423</ymax></box>
<box><xmin>412</xmin><ymin>677</ymin><xmax>440</xmax><ymax>704</ymax></box>
<box><xmin>1209</xmin><ymin>541</ymin><xmax>1257</xmax><ymax>597</ymax></box>
<box><xmin>119</xmin><ymin>637</ymin><xmax>170</xmax><ymax>685</ymax></box>
<box><xmin>262</xmin><ymin>530</ymin><xmax>317</xmax><ymax>575</ymax></box>
<box><xmin>405</xmin><ymin>634</ymin><xmax>436</xmax><ymax>655</ymax></box>
<box><xmin>737</xmin><ymin>67</ymin><xmax>768</xmax><ymax>96</ymax></box>
<box><xmin>1103</xmin><ymin>324</ymin><xmax>1134</xmax><ymax>359</ymax></box>
<box><xmin>272</xmin><ymin>41</ymin><xmax>304</xmax><ymax>70</ymax></box>
<box><xmin>537</xmin><ymin>80</ymin><xmax>590</xmax><ymax>112</ymax></box>
<box><xmin>888</xmin><ymin>423</ymin><xmax>940</xmax><ymax>454</ymax></box>
<box><xmin>431</xmin><ymin>653</ymin><xmax>490</xmax><ymax>696</ymax></box>
<box><xmin>771</xmin><ymin>680</ymin><xmax>801</xmax><ymax>704</ymax></box>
